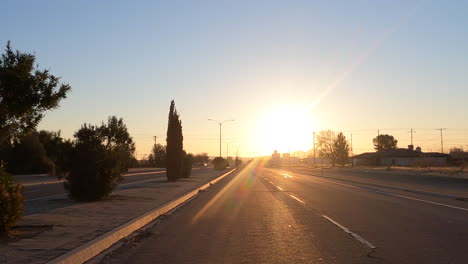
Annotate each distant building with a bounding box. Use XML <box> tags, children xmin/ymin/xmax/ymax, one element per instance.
<box><xmin>270</xmin><ymin>150</ymin><xmax>281</xmax><ymax>167</ymax></box>
<box><xmin>352</xmin><ymin>146</ymin><xmax>448</xmax><ymax>167</ymax></box>
<box><xmin>272</xmin><ymin>150</ymin><xmax>280</xmax><ymax>160</ymax></box>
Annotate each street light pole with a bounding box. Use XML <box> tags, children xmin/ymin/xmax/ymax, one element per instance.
<box><xmin>208</xmin><ymin>119</ymin><xmax>235</xmax><ymax>157</ymax></box>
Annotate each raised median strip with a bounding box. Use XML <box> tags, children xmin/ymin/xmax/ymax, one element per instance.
<box><xmin>46</xmin><ymin>168</ymin><xmax>236</xmax><ymax>264</ymax></box>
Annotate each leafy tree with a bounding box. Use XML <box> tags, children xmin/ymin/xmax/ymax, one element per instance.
<box><xmin>64</xmin><ymin>117</ymin><xmax>135</xmax><ymax>201</ymax></box>
<box><xmin>100</xmin><ymin>116</ymin><xmax>136</xmax><ymax>173</ymax></box>
<box><xmin>333</xmin><ymin>132</ymin><xmax>349</xmax><ymax>166</ymax></box>
<box><xmin>148</xmin><ymin>143</ymin><xmax>166</xmax><ymax>167</ymax></box>
<box><xmin>37</xmin><ymin>130</ymin><xmax>73</xmax><ymax>176</ymax></box>
<box><xmin>4</xmin><ymin>133</ymin><xmax>55</xmax><ymax>175</ymax></box>
<box><xmin>317</xmin><ymin>130</ymin><xmax>337</xmax><ymax>166</ymax></box>
<box><xmin>194</xmin><ymin>153</ymin><xmax>209</xmax><ymax>165</ymax></box>
<box><xmin>373</xmin><ymin>134</ymin><xmax>398</xmax><ymax>151</ymax></box>
<box><xmin>449</xmin><ymin>147</ymin><xmax>464</xmax><ymax>157</ymax></box>
<box><xmin>166</xmin><ymin>100</ymin><xmax>183</xmax><ymax>181</ymax></box>
<box><xmin>181</xmin><ymin>151</ymin><xmax>193</xmax><ymax>178</ymax></box>
<box><xmin>0</xmin><ymin>162</ymin><xmax>24</xmax><ymax>237</ymax></box>
<box><xmin>0</xmin><ymin>41</ymin><xmax>70</xmax><ymax>144</ymax></box>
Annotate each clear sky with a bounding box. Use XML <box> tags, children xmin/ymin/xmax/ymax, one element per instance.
<box><xmin>2</xmin><ymin>0</ymin><xmax>468</xmax><ymax>157</ymax></box>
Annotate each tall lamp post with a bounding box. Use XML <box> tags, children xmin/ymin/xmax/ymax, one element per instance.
<box><xmin>208</xmin><ymin>119</ymin><xmax>235</xmax><ymax>157</ymax></box>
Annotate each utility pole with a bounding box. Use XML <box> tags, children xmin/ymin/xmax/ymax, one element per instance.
<box><xmin>410</xmin><ymin>129</ymin><xmax>415</xmax><ymax>146</ymax></box>
<box><xmin>438</xmin><ymin>128</ymin><xmax>446</xmax><ymax>153</ymax></box>
<box><xmin>153</xmin><ymin>136</ymin><xmax>157</xmax><ymax>146</ymax></box>
<box><xmin>226</xmin><ymin>142</ymin><xmax>229</xmax><ymax>159</ymax></box>
<box><xmin>208</xmin><ymin>119</ymin><xmax>235</xmax><ymax>157</ymax></box>
<box><xmin>350</xmin><ymin>133</ymin><xmax>353</xmax><ymax>156</ymax></box>
<box><xmin>377</xmin><ymin>129</ymin><xmax>380</xmax><ymax>150</ymax></box>
<box><xmin>313</xmin><ymin>132</ymin><xmax>316</xmax><ymax>166</ymax></box>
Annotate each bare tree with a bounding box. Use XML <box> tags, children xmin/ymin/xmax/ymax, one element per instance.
<box><xmin>317</xmin><ymin>130</ymin><xmax>336</xmax><ymax>166</ymax></box>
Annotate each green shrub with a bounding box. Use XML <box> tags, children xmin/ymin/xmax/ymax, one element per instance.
<box><xmin>64</xmin><ymin>117</ymin><xmax>135</xmax><ymax>202</ymax></box>
<box><xmin>0</xmin><ymin>165</ymin><xmax>24</xmax><ymax>236</ymax></box>
<box><xmin>65</xmin><ymin>143</ymin><xmax>122</xmax><ymax>201</ymax></box>
<box><xmin>181</xmin><ymin>152</ymin><xmax>193</xmax><ymax>178</ymax></box>
<box><xmin>212</xmin><ymin>157</ymin><xmax>228</xmax><ymax>170</ymax></box>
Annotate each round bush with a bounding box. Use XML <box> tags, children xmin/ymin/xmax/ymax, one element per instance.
<box><xmin>0</xmin><ymin>167</ymin><xmax>24</xmax><ymax>236</ymax></box>
<box><xmin>212</xmin><ymin>157</ymin><xmax>228</xmax><ymax>170</ymax></box>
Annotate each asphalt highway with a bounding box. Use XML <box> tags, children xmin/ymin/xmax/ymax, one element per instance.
<box><xmin>20</xmin><ymin>168</ymin><xmax>168</xmax><ymax>201</ymax></box>
<box><xmin>103</xmin><ymin>160</ymin><xmax>468</xmax><ymax>264</ymax></box>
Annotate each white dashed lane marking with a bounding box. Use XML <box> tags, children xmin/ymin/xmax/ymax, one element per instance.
<box><xmin>322</xmin><ymin>215</ymin><xmax>376</xmax><ymax>249</ymax></box>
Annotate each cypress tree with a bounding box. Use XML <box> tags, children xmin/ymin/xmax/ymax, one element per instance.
<box><xmin>166</xmin><ymin>100</ymin><xmax>183</xmax><ymax>181</ymax></box>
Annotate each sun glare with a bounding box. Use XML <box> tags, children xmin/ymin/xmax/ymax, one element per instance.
<box><xmin>257</xmin><ymin>105</ymin><xmax>315</xmax><ymax>155</ymax></box>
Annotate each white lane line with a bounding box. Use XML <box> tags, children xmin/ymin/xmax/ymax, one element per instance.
<box><xmin>289</xmin><ymin>194</ymin><xmax>305</xmax><ymax>204</ymax></box>
<box><xmin>322</xmin><ymin>215</ymin><xmax>376</xmax><ymax>249</ymax></box>
<box><xmin>373</xmin><ymin>189</ymin><xmax>468</xmax><ymax>212</ymax></box>
<box><xmin>123</xmin><ymin>171</ymin><xmax>165</xmax><ymax>177</ymax></box>
<box><xmin>120</xmin><ymin>178</ymin><xmax>161</xmax><ymax>187</ymax></box>
<box><xmin>22</xmin><ymin>180</ymin><xmax>64</xmax><ymax>187</ymax></box>
<box><xmin>315</xmin><ymin>177</ymin><xmax>468</xmax><ymax>212</ymax></box>
<box><xmin>26</xmin><ymin>193</ymin><xmax>66</xmax><ymax>202</ymax></box>
<box><xmin>276</xmin><ymin>186</ymin><xmax>284</xmax><ymax>191</ymax></box>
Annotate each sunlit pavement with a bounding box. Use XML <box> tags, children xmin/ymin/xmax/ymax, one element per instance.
<box><xmin>104</xmin><ymin>160</ymin><xmax>383</xmax><ymax>264</ymax></box>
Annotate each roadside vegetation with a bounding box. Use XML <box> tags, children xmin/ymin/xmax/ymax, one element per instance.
<box><xmin>0</xmin><ymin>163</ymin><xmax>24</xmax><ymax>238</ymax></box>
<box><xmin>213</xmin><ymin>157</ymin><xmax>229</xmax><ymax>170</ymax></box>
<box><xmin>0</xmin><ymin>41</ymin><xmax>69</xmax><ymax>237</ymax></box>
<box><xmin>373</xmin><ymin>134</ymin><xmax>398</xmax><ymax>151</ymax></box>
<box><xmin>0</xmin><ymin>42</ymin><xmax>199</xmax><ymax>237</ymax></box>
<box><xmin>62</xmin><ymin>116</ymin><xmax>135</xmax><ymax>201</ymax></box>
<box><xmin>316</xmin><ymin>130</ymin><xmax>350</xmax><ymax>167</ymax></box>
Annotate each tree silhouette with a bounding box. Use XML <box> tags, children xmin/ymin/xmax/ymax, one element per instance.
<box><xmin>333</xmin><ymin>132</ymin><xmax>349</xmax><ymax>166</ymax></box>
<box><xmin>64</xmin><ymin>117</ymin><xmax>135</xmax><ymax>201</ymax></box>
<box><xmin>166</xmin><ymin>100</ymin><xmax>183</xmax><ymax>181</ymax></box>
<box><xmin>373</xmin><ymin>134</ymin><xmax>398</xmax><ymax>151</ymax></box>
<box><xmin>148</xmin><ymin>143</ymin><xmax>166</xmax><ymax>167</ymax></box>
<box><xmin>0</xmin><ymin>41</ymin><xmax>70</xmax><ymax>144</ymax></box>
<box><xmin>317</xmin><ymin>130</ymin><xmax>336</xmax><ymax>166</ymax></box>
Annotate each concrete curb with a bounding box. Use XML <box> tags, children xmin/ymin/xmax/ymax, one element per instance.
<box><xmin>288</xmin><ymin>169</ymin><xmax>468</xmax><ymax>202</ymax></box>
<box><xmin>46</xmin><ymin>168</ymin><xmax>237</xmax><ymax>264</ymax></box>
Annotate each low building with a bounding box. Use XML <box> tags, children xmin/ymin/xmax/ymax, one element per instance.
<box><xmin>352</xmin><ymin>147</ymin><xmax>448</xmax><ymax>167</ymax></box>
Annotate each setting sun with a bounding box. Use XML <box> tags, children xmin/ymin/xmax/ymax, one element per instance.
<box><xmin>256</xmin><ymin>105</ymin><xmax>315</xmax><ymax>155</ymax></box>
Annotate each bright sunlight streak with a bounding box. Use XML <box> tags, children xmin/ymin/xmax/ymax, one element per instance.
<box><xmin>256</xmin><ymin>105</ymin><xmax>315</xmax><ymax>155</ymax></box>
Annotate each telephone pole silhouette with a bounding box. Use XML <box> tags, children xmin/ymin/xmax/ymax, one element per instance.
<box><xmin>313</xmin><ymin>132</ymin><xmax>316</xmax><ymax>165</ymax></box>
<box><xmin>437</xmin><ymin>128</ymin><xmax>446</xmax><ymax>153</ymax></box>
<box><xmin>410</xmin><ymin>129</ymin><xmax>415</xmax><ymax>146</ymax></box>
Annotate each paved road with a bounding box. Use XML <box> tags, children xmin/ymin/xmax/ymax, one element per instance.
<box><xmin>101</xmin><ymin>160</ymin><xmax>468</xmax><ymax>263</ymax></box>
<box><xmin>286</xmin><ymin>166</ymin><xmax>468</xmax><ymax>199</ymax></box>
<box><xmin>20</xmin><ymin>168</ymin><xmax>168</xmax><ymax>201</ymax></box>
